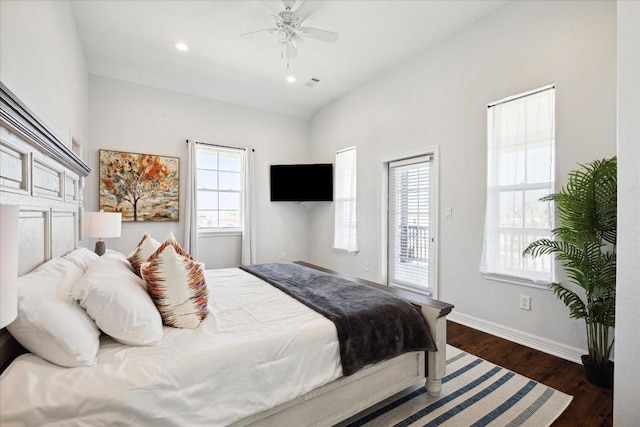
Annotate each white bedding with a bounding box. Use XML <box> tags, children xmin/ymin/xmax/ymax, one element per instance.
<box><xmin>0</xmin><ymin>268</ymin><xmax>343</xmax><ymax>427</ymax></box>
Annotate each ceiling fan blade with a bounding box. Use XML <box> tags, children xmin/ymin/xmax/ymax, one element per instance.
<box><xmin>292</xmin><ymin>0</ymin><xmax>321</xmax><ymax>24</ymax></box>
<box><xmin>291</xmin><ymin>33</ymin><xmax>304</xmax><ymax>48</ymax></box>
<box><xmin>298</xmin><ymin>26</ymin><xmax>338</xmax><ymax>43</ymax></box>
<box><xmin>240</xmin><ymin>28</ymin><xmax>277</xmax><ymax>37</ymax></box>
<box><xmin>282</xmin><ymin>0</ymin><xmax>296</xmax><ymax>10</ymax></box>
<box><xmin>260</xmin><ymin>1</ymin><xmax>282</xmax><ymax>16</ymax></box>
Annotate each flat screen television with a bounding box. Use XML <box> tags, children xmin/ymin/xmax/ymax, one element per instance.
<box><xmin>270</xmin><ymin>163</ymin><xmax>333</xmax><ymax>202</ymax></box>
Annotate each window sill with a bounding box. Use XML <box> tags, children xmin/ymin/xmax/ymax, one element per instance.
<box><xmin>198</xmin><ymin>230</ymin><xmax>242</xmax><ymax>238</ymax></box>
<box><xmin>390</xmin><ymin>282</ymin><xmax>432</xmax><ymax>297</ymax></box>
<box><xmin>482</xmin><ymin>272</ymin><xmax>551</xmax><ymax>290</ymax></box>
<box><xmin>333</xmin><ymin>247</ymin><xmax>359</xmax><ymax>255</ymax></box>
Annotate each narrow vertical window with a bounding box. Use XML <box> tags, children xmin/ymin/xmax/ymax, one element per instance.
<box><xmin>388</xmin><ymin>155</ymin><xmax>434</xmax><ymax>294</ymax></box>
<box><xmin>481</xmin><ymin>85</ymin><xmax>555</xmax><ymax>284</ymax></box>
<box><xmin>333</xmin><ymin>147</ymin><xmax>358</xmax><ymax>253</ymax></box>
<box><xmin>196</xmin><ymin>145</ymin><xmax>243</xmax><ymax>231</ymax></box>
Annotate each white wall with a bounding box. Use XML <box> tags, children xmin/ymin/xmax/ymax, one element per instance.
<box><xmin>309</xmin><ymin>1</ymin><xmax>617</xmax><ymax>357</ymax></box>
<box><xmin>614</xmin><ymin>1</ymin><xmax>640</xmax><ymax>424</ymax></box>
<box><xmin>87</xmin><ymin>76</ymin><xmax>311</xmax><ymax>268</ymax></box>
<box><xmin>0</xmin><ymin>0</ymin><xmax>88</xmax><ymax>148</ymax></box>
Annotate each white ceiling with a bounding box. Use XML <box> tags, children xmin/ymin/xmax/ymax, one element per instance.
<box><xmin>71</xmin><ymin>0</ymin><xmax>508</xmax><ymax>119</ymax></box>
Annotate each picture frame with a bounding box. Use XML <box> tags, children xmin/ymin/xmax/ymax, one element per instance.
<box><xmin>99</xmin><ymin>149</ymin><xmax>179</xmax><ymax>222</ymax></box>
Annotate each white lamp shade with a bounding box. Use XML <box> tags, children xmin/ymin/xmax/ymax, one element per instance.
<box><xmin>0</xmin><ymin>205</ymin><xmax>19</xmax><ymax>328</ymax></box>
<box><xmin>84</xmin><ymin>211</ymin><xmax>122</xmax><ymax>239</ymax></box>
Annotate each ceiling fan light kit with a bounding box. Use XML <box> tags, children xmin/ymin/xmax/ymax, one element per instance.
<box><xmin>242</xmin><ymin>0</ymin><xmax>338</xmax><ymax>68</ymax></box>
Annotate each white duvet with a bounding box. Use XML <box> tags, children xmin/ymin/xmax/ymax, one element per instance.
<box><xmin>0</xmin><ymin>268</ymin><xmax>342</xmax><ymax>427</ymax></box>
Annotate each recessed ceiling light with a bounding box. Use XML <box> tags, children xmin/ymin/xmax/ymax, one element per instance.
<box><xmin>175</xmin><ymin>42</ymin><xmax>189</xmax><ymax>52</ymax></box>
<box><xmin>286</xmin><ymin>75</ymin><xmax>296</xmax><ymax>83</ymax></box>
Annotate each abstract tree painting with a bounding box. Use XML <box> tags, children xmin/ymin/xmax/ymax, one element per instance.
<box><xmin>99</xmin><ymin>150</ymin><xmax>179</xmax><ymax>222</ymax></box>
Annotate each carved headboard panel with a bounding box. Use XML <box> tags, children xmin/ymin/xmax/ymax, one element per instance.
<box><xmin>0</xmin><ymin>82</ymin><xmax>91</xmax><ymax>369</ymax></box>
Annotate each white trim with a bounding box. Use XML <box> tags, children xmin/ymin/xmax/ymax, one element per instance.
<box><xmin>389</xmin><ymin>154</ymin><xmax>432</xmax><ymax>169</ymax></box>
<box><xmin>432</xmin><ymin>147</ymin><xmax>440</xmax><ymax>300</ymax></box>
<box><xmin>198</xmin><ymin>230</ymin><xmax>242</xmax><ymax>237</ymax></box>
<box><xmin>379</xmin><ymin>162</ymin><xmax>390</xmax><ymax>286</ymax></box>
<box><xmin>332</xmin><ymin>247</ymin><xmax>358</xmax><ymax>255</ymax></box>
<box><xmin>482</xmin><ymin>272</ymin><xmax>551</xmax><ymax>290</ymax></box>
<box><xmin>447</xmin><ymin>311</ymin><xmax>585</xmax><ymax>364</ymax></box>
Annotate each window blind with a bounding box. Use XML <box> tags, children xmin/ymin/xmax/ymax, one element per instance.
<box><xmin>389</xmin><ymin>155</ymin><xmax>433</xmax><ymax>293</ymax></box>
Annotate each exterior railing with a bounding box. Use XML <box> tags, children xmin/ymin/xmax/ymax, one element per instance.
<box><xmin>399</xmin><ymin>225</ymin><xmax>429</xmax><ymax>262</ymax></box>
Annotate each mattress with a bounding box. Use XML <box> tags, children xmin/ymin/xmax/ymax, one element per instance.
<box><xmin>0</xmin><ymin>268</ymin><xmax>342</xmax><ymax>427</ymax></box>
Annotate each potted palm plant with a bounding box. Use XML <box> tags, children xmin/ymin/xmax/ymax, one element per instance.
<box><xmin>523</xmin><ymin>157</ymin><xmax>617</xmax><ymax>388</ymax></box>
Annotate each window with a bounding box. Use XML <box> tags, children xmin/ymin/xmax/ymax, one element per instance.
<box><xmin>333</xmin><ymin>147</ymin><xmax>358</xmax><ymax>253</ymax></box>
<box><xmin>481</xmin><ymin>85</ymin><xmax>555</xmax><ymax>284</ymax></box>
<box><xmin>196</xmin><ymin>145</ymin><xmax>243</xmax><ymax>231</ymax></box>
<box><xmin>388</xmin><ymin>155</ymin><xmax>434</xmax><ymax>294</ymax></box>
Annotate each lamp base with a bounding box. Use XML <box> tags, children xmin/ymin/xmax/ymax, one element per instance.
<box><xmin>94</xmin><ymin>240</ymin><xmax>106</xmax><ymax>256</ymax></box>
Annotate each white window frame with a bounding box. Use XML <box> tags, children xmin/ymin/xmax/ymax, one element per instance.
<box><xmin>481</xmin><ymin>85</ymin><xmax>556</xmax><ymax>288</ymax></box>
<box><xmin>333</xmin><ymin>146</ymin><xmax>358</xmax><ymax>254</ymax></box>
<box><xmin>387</xmin><ymin>154</ymin><xmax>436</xmax><ymax>296</ymax></box>
<box><xmin>196</xmin><ymin>144</ymin><xmax>244</xmax><ymax>236</ymax></box>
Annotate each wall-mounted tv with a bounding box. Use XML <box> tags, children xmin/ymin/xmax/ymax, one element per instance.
<box><xmin>270</xmin><ymin>163</ymin><xmax>333</xmax><ymax>202</ymax></box>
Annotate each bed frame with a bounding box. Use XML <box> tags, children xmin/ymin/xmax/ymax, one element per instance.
<box><xmin>0</xmin><ymin>82</ymin><xmax>91</xmax><ymax>370</ymax></box>
<box><xmin>236</xmin><ymin>262</ymin><xmax>453</xmax><ymax>427</ymax></box>
<box><xmin>0</xmin><ymin>81</ymin><xmax>453</xmax><ymax>426</ymax></box>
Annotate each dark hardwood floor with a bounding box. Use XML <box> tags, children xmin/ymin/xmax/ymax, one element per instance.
<box><xmin>447</xmin><ymin>321</ymin><xmax>613</xmax><ymax>427</ymax></box>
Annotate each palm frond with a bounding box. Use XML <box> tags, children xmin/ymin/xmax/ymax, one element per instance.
<box><xmin>549</xmin><ymin>283</ymin><xmax>587</xmax><ymax>319</ymax></box>
<box><xmin>523</xmin><ymin>157</ymin><xmax>617</xmax><ymax>366</ymax></box>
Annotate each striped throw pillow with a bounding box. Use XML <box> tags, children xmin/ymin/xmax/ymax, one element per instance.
<box><xmin>140</xmin><ymin>233</ymin><xmax>207</xmax><ymax>328</ymax></box>
<box><xmin>127</xmin><ymin>233</ymin><xmax>161</xmax><ymax>276</ymax></box>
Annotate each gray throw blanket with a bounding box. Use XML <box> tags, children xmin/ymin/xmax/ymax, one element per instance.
<box><xmin>240</xmin><ymin>262</ymin><xmax>436</xmax><ymax>376</ymax></box>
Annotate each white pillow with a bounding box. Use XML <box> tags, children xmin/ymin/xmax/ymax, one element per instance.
<box><xmin>72</xmin><ymin>252</ymin><xmax>163</xmax><ymax>346</ymax></box>
<box><xmin>104</xmin><ymin>249</ymin><xmax>136</xmax><ymax>272</ymax></box>
<box><xmin>7</xmin><ymin>257</ymin><xmax>100</xmax><ymax>367</ymax></box>
<box><xmin>62</xmin><ymin>247</ymin><xmax>99</xmax><ymax>271</ymax></box>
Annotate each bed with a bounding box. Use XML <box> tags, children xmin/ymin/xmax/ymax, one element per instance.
<box><xmin>0</xmin><ymin>82</ymin><xmax>453</xmax><ymax>426</ymax></box>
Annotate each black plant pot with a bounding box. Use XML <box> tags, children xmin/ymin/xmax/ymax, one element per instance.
<box><xmin>581</xmin><ymin>355</ymin><xmax>614</xmax><ymax>389</ymax></box>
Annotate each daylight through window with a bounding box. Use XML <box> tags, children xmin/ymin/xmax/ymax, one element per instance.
<box><xmin>388</xmin><ymin>155</ymin><xmax>434</xmax><ymax>294</ymax></box>
<box><xmin>196</xmin><ymin>145</ymin><xmax>243</xmax><ymax>231</ymax></box>
<box><xmin>481</xmin><ymin>85</ymin><xmax>556</xmax><ymax>284</ymax></box>
<box><xmin>333</xmin><ymin>147</ymin><xmax>358</xmax><ymax>253</ymax></box>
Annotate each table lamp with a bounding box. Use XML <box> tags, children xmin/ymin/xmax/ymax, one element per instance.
<box><xmin>84</xmin><ymin>210</ymin><xmax>122</xmax><ymax>256</ymax></box>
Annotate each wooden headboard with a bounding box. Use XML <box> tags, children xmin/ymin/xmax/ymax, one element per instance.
<box><xmin>0</xmin><ymin>82</ymin><xmax>91</xmax><ymax>370</ymax></box>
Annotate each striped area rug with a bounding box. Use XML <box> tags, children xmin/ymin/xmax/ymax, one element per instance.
<box><xmin>343</xmin><ymin>345</ymin><xmax>572</xmax><ymax>427</ymax></box>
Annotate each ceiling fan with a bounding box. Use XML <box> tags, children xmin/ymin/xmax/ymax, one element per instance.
<box><xmin>242</xmin><ymin>0</ymin><xmax>339</xmax><ymax>67</ymax></box>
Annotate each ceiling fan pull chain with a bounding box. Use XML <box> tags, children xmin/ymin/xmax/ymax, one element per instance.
<box><xmin>286</xmin><ymin>43</ymin><xmax>290</xmax><ymax>68</ymax></box>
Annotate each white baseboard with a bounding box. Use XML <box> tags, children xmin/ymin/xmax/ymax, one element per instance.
<box><xmin>448</xmin><ymin>311</ymin><xmax>585</xmax><ymax>364</ymax></box>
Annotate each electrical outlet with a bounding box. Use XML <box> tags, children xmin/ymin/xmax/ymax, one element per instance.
<box><xmin>363</xmin><ymin>262</ymin><xmax>370</xmax><ymax>272</ymax></box>
<box><xmin>519</xmin><ymin>295</ymin><xmax>531</xmax><ymax>311</ymax></box>
<box><xmin>280</xmin><ymin>252</ymin><xmax>286</xmax><ymax>260</ymax></box>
